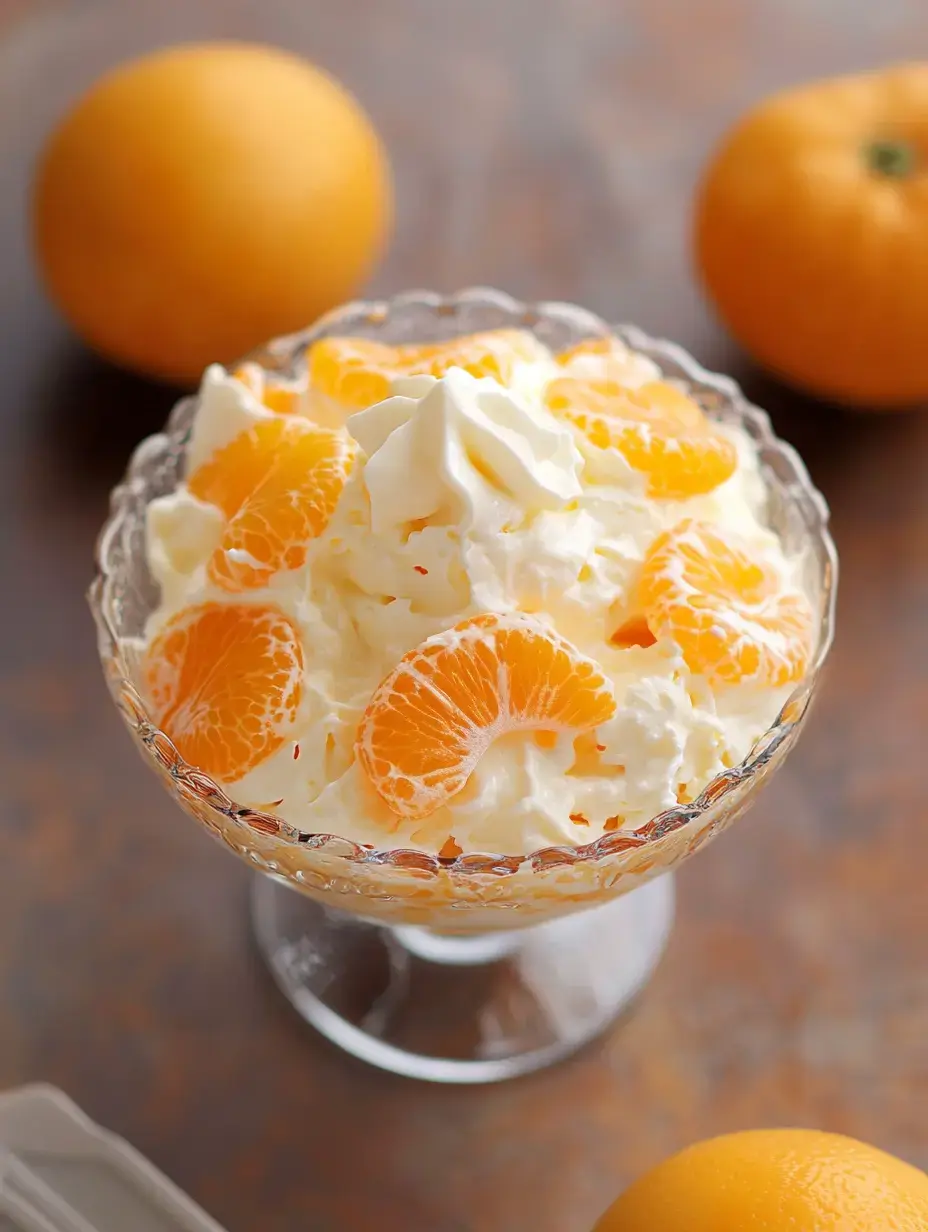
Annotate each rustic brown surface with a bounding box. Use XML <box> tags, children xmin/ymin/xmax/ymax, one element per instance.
<box><xmin>1</xmin><ymin>1</ymin><xmax>927</xmax><ymax>1228</ymax></box>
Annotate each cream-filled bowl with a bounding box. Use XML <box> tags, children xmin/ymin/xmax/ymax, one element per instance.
<box><xmin>92</xmin><ymin>289</ymin><xmax>836</xmax><ymax>934</ymax></box>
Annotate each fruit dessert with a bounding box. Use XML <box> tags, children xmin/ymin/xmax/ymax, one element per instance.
<box><xmin>141</xmin><ymin>328</ymin><xmax>814</xmax><ymax>855</ymax></box>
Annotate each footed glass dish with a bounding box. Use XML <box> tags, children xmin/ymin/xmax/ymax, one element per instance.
<box><xmin>90</xmin><ymin>288</ymin><xmax>837</xmax><ymax>1083</ymax></box>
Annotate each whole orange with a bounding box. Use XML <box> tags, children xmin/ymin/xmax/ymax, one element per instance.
<box><xmin>695</xmin><ymin>63</ymin><xmax>928</xmax><ymax>408</ymax></box>
<box><xmin>593</xmin><ymin>1128</ymin><xmax>928</xmax><ymax>1231</ymax></box>
<box><xmin>32</xmin><ymin>43</ymin><xmax>392</xmax><ymax>383</ymax></box>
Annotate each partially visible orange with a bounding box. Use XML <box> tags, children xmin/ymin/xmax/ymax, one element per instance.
<box><xmin>33</xmin><ymin>43</ymin><xmax>392</xmax><ymax>383</ymax></box>
<box><xmin>593</xmin><ymin>1128</ymin><xmax>928</xmax><ymax>1231</ymax></box>
<box><xmin>695</xmin><ymin>63</ymin><xmax>928</xmax><ymax>408</ymax></box>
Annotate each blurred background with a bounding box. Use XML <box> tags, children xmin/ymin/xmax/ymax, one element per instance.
<box><xmin>1</xmin><ymin>2</ymin><xmax>926</xmax><ymax>1231</ymax></box>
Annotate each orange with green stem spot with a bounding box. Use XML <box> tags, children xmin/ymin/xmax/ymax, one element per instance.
<box><xmin>695</xmin><ymin>63</ymin><xmax>928</xmax><ymax>407</ymax></box>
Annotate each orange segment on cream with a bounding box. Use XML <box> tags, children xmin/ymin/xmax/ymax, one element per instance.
<box><xmin>141</xmin><ymin>331</ymin><xmax>814</xmax><ymax>852</ymax></box>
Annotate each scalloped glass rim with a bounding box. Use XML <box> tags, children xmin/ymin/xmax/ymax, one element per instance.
<box><xmin>90</xmin><ymin>286</ymin><xmax>838</xmax><ymax>878</ymax></box>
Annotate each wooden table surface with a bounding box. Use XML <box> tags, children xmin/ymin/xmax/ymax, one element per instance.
<box><xmin>1</xmin><ymin>1</ymin><xmax>927</xmax><ymax>1229</ymax></box>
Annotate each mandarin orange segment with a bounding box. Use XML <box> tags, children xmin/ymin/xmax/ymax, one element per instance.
<box><xmin>231</xmin><ymin>362</ymin><xmax>264</xmax><ymax>400</ymax></box>
<box><xmin>187</xmin><ymin>416</ymin><xmax>295</xmax><ymax>517</ymax></box>
<box><xmin>356</xmin><ymin>611</ymin><xmax>616</xmax><ymax>821</ymax></box>
<box><xmin>232</xmin><ymin>362</ymin><xmax>302</xmax><ymax>415</ymax></box>
<box><xmin>308</xmin><ymin>337</ymin><xmax>396</xmax><ymax>407</ymax></box>
<box><xmin>555</xmin><ymin>335</ymin><xmax>661</xmax><ymax>387</ymax></box>
<box><xmin>208</xmin><ymin>425</ymin><xmax>355</xmax><ymax>592</ymax></box>
<box><xmin>308</xmin><ymin>328</ymin><xmax>545</xmax><ymax>408</ymax></box>
<box><xmin>556</xmin><ymin>336</ymin><xmax>631</xmax><ymax>366</ymax></box>
<box><xmin>610</xmin><ymin>614</ymin><xmax>658</xmax><ymax>649</ymax></box>
<box><xmin>636</xmin><ymin>518</ymin><xmax>814</xmax><ymax>686</ymax></box>
<box><xmin>398</xmin><ymin>329</ymin><xmax>545</xmax><ymax>384</ymax></box>
<box><xmin>144</xmin><ymin>602</ymin><xmax>303</xmax><ymax>782</ymax></box>
<box><xmin>545</xmin><ymin>378</ymin><xmax>737</xmax><ymax>498</ymax></box>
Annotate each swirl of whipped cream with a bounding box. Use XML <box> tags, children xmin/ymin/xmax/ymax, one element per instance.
<box><xmin>348</xmin><ymin>368</ymin><xmax>583</xmax><ymax>536</ymax></box>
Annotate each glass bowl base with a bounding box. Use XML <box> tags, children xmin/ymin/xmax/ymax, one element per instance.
<box><xmin>251</xmin><ymin>873</ymin><xmax>675</xmax><ymax>1084</ymax></box>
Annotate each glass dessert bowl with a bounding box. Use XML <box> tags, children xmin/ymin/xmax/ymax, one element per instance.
<box><xmin>90</xmin><ymin>288</ymin><xmax>837</xmax><ymax>1083</ymax></box>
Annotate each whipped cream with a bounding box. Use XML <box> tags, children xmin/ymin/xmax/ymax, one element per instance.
<box><xmin>144</xmin><ymin>344</ymin><xmax>803</xmax><ymax>854</ymax></box>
